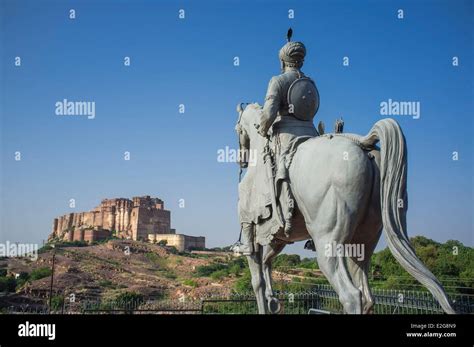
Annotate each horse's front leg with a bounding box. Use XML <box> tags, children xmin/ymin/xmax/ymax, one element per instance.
<box><xmin>246</xmin><ymin>244</ymin><xmax>267</xmax><ymax>314</ymax></box>
<box><xmin>262</xmin><ymin>242</ymin><xmax>286</xmax><ymax>314</ymax></box>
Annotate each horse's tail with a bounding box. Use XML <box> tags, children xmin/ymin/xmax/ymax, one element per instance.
<box><xmin>361</xmin><ymin>118</ymin><xmax>456</xmax><ymax>314</ymax></box>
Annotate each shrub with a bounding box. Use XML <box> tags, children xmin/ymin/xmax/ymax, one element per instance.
<box><xmin>160</xmin><ymin>269</ymin><xmax>177</xmax><ymax>280</ymax></box>
<box><xmin>38</xmin><ymin>244</ymin><xmax>54</xmax><ymax>254</ymax></box>
<box><xmin>182</xmin><ymin>279</ymin><xmax>199</xmax><ymax>288</ymax></box>
<box><xmin>233</xmin><ymin>269</ymin><xmax>252</xmax><ymax>293</ymax></box>
<box><xmin>50</xmin><ymin>295</ymin><xmax>65</xmax><ymax>311</ymax></box>
<box><xmin>30</xmin><ymin>267</ymin><xmax>52</xmax><ymax>281</ymax></box>
<box><xmin>114</xmin><ymin>292</ymin><xmax>144</xmax><ymax>310</ymax></box>
<box><xmin>145</xmin><ymin>252</ymin><xmax>160</xmax><ymax>263</ymax></box>
<box><xmin>98</xmin><ymin>280</ymin><xmax>114</xmax><ymax>288</ymax></box>
<box><xmin>273</xmin><ymin>278</ymin><xmax>320</xmax><ymax>292</ymax></box>
<box><xmin>166</xmin><ymin>246</ymin><xmax>178</xmax><ymax>254</ymax></box>
<box><xmin>195</xmin><ymin>263</ymin><xmax>227</xmax><ymax>277</ymax></box>
<box><xmin>51</xmin><ymin>241</ymin><xmax>89</xmax><ymax>248</ymax></box>
<box><xmin>210</xmin><ymin>269</ymin><xmax>228</xmax><ymax>280</ymax></box>
<box><xmin>15</xmin><ymin>272</ymin><xmax>30</xmax><ymax>289</ymax></box>
<box><xmin>208</xmin><ymin>246</ymin><xmax>232</xmax><ymax>252</ymax></box>
<box><xmin>195</xmin><ymin>257</ymin><xmax>248</xmax><ymax>280</ymax></box>
<box><xmin>229</xmin><ymin>264</ymin><xmax>243</xmax><ymax>276</ymax></box>
<box><xmin>0</xmin><ymin>277</ymin><xmax>17</xmax><ymax>292</ymax></box>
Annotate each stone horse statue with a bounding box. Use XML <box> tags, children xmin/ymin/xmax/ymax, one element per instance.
<box><xmin>235</xmin><ymin>103</ymin><xmax>456</xmax><ymax>314</ymax></box>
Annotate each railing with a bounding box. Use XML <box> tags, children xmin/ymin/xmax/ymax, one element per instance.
<box><xmin>200</xmin><ymin>286</ymin><xmax>473</xmax><ymax>314</ymax></box>
<box><xmin>80</xmin><ymin>299</ymin><xmax>202</xmax><ymax>314</ymax></box>
<box><xmin>3</xmin><ymin>285</ymin><xmax>473</xmax><ymax>315</ymax></box>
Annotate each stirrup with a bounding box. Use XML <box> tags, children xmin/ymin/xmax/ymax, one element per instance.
<box><xmin>231</xmin><ymin>242</ymin><xmax>252</xmax><ymax>256</ymax></box>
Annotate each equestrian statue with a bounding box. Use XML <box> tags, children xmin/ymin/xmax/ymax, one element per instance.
<box><xmin>231</xmin><ymin>28</ymin><xmax>456</xmax><ymax>314</ymax></box>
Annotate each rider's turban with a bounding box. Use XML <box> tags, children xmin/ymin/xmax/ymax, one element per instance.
<box><xmin>279</xmin><ymin>41</ymin><xmax>306</xmax><ymax>67</ymax></box>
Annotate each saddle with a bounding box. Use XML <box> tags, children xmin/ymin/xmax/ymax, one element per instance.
<box><xmin>254</xmin><ymin>118</ymin><xmax>345</xmax><ymax>246</ymax></box>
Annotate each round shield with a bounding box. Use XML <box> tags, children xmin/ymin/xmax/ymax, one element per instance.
<box><xmin>287</xmin><ymin>77</ymin><xmax>320</xmax><ymax>121</ymax></box>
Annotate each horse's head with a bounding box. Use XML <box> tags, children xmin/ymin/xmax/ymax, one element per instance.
<box><xmin>235</xmin><ymin>103</ymin><xmax>263</xmax><ymax>169</ymax></box>
<box><xmin>235</xmin><ymin>103</ymin><xmax>250</xmax><ymax>168</ymax></box>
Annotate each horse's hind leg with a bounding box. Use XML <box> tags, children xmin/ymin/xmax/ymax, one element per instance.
<box><xmin>347</xmin><ymin>173</ymin><xmax>382</xmax><ymax>314</ymax></box>
<box><xmin>314</xmin><ymin>238</ymin><xmax>363</xmax><ymax>314</ymax></box>
<box><xmin>346</xmin><ymin>258</ymin><xmax>375</xmax><ymax>314</ymax></box>
<box><xmin>308</xmin><ymin>198</ymin><xmax>363</xmax><ymax>314</ymax></box>
<box><xmin>347</xmin><ymin>224</ymin><xmax>381</xmax><ymax>314</ymax></box>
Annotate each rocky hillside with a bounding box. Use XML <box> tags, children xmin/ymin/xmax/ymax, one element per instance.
<box><xmin>0</xmin><ymin>240</ymin><xmax>243</xmax><ymax>307</ymax></box>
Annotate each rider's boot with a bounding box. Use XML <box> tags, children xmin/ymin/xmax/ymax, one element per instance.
<box><xmin>281</xmin><ymin>180</ymin><xmax>295</xmax><ymax>237</ymax></box>
<box><xmin>232</xmin><ymin>223</ymin><xmax>254</xmax><ymax>255</ymax></box>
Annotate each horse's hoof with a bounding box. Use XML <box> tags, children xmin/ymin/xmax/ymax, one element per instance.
<box><xmin>267</xmin><ymin>297</ymin><xmax>281</xmax><ymax>314</ymax></box>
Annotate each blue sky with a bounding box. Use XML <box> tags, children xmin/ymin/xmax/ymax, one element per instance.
<box><xmin>1</xmin><ymin>0</ymin><xmax>472</xmax><ymax>256</ymax></box>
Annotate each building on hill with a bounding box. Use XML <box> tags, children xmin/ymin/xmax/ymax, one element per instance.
<box><xmin>148</xmin><ymin>234</ymin><xmax>205</xmax><ymax>252</ymax></box>
<box><xmin>49</xmin><ymin>196</ymin><xmax>205</xmax><ymax>250</ymax></box>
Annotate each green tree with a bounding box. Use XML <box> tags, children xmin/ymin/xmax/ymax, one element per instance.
<box><xmin>273</xmin><ymin>254</ymin><xmax>301</xmax><ymax>269</ymax></box>
<box><xmin>370</xmin><ymin>237</ymin><xmax>473</xmax><ymax>294</ymax></box>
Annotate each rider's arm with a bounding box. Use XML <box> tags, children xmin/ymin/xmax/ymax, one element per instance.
<box><xmin>258</xmin><ymin>77</ymin><xmax>281</xmax><ymax>137</ymax></box>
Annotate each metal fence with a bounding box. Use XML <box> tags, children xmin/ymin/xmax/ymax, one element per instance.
<box><xmin>199</xmin><ymin>288</ymin><xmax>474</xmax><ymax>314</ymax></box>
<box><xmin>79</xmin><ymin>298</ymin><xmax>202</xmax><ymax>314</ymax></box>
<box><xmin>4</xmin><ymin>285</ymin><xmax>473</xmax><ymax>314</ymax></box>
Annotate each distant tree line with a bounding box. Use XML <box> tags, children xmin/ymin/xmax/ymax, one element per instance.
<box><xmin>370</xmin><ymin>236</ymin><xmax>473</xmax><ymax>294</ymax></box>
<box><xmin>231</xmin><ymin>237</ymin><xmax>473</xmax><ymax>294</ymax></box>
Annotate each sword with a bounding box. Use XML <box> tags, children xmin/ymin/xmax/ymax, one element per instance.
<box><xmin>263</xmin><ymin>137</ymin><xmax>285</xmax><ymax>230</ymax></box>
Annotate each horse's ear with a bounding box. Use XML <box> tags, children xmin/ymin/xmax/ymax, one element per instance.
<box><xmin>237</xmin><ymin>103</ymin><xmax>243</xmax><ymax>114</ymax></box>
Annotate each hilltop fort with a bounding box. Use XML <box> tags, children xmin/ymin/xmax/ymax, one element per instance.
<box><xmin>49</xmin><ymin>195</ymin><xmax>205</xmax><ymax>251</ymax></box>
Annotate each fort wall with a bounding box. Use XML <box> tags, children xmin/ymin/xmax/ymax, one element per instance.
<box><xmin>49</xmin><ymin>196</ymin><xmax>205</xmax><ymax>250</ymax></box>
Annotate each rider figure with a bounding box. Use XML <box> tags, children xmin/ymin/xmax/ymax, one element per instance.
<box><xmin>234</xmin><ymin>31</ymin><xmax>318</xmax><ymax>255</ymax></box>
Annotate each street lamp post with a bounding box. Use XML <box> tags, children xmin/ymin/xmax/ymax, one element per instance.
<box><xmin>48</xmin><ymin>245</ymin><xmax>56</xmax><ymax>314</ymax></box>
